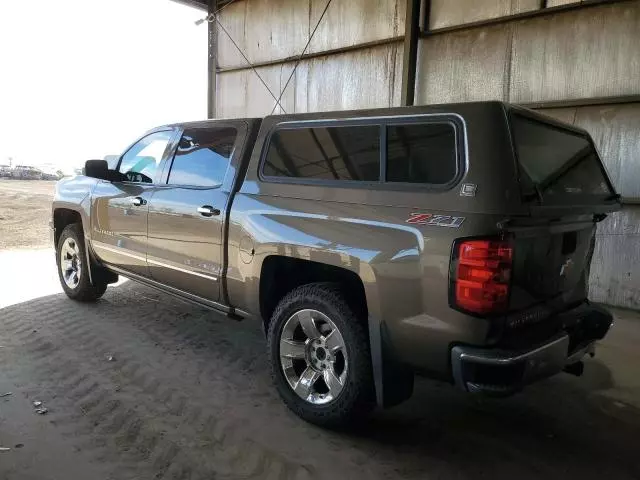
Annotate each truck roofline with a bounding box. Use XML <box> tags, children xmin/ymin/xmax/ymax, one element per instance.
<box><xmin>151</xmin><ymin>101</ymin><xmax>521</xmax><ymax>131</ymax></box>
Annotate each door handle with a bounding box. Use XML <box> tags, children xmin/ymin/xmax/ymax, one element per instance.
<box><xmin>197</xmin><ymin>205</ymin><xmax>220</xmax><ymax>217</ymax></box>
<box><xmin>131</xmin><ymin>196</ymin><xmax>147</xmax><ymax>206</ymax></box>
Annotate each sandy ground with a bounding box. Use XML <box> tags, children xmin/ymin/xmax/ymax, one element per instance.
<box><xmin>0</xmin><ymin>180</ymin><xmax>56</xmax><ymax>250</ymax></box>
<box><xmin>0</xmin><ymin>181</ymin><xmax>640</xmax><ymax>479</ymax></box>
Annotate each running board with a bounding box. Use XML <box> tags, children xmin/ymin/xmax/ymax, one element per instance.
<box><xmin>106</xmin><ymin>265</ymin><xmax>247</xmax><ymax>320</ymax></box>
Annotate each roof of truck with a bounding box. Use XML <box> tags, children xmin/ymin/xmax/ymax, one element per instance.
<box><xmin>155</xmin><ymin>101</ymin><xmax>585</xmax><ymax>136</ymax></box>
<box><xmin>157</xmin><ymin>101</ymin><xmax>508</xmax><ymax>129</ymax></box>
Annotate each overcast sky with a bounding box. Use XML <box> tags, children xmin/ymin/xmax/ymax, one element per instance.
<box><xmin>0</xmin><ymin>0</ymin><xmax>207</xmax><ymax>170</ymax></box>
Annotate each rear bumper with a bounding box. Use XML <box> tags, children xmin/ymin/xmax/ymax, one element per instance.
<box><xmin>451</xmin><ymin>304</ymin><xmax>613</xmax><ymax>395</ymax></box>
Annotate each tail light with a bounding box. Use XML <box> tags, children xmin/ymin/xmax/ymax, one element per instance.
<box><xmin>451</xmin><ymin>238</ymin><xmax>513</xmax><ymax>315</ymax></box>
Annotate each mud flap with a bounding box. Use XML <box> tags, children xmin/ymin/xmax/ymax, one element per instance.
<box><xmin>368</xmin><ymin>316</ymin><xmax>414</xmax><ymax>408</ymax></box>
<box><xmin>86</xmin><ymin>240</ymin><xmax>119</xmax><ymax>286</ymax></box>
<box><xmin>92</xmin><ymin>264</ymin><xmax>119</xmax><ymax>285</ymax></box>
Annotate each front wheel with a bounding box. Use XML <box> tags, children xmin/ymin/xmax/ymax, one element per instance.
<box><xmin>267</xmin><ymin>283</ymin><xmax>374</xmax><ymax>427</ymax></box>
<box><xmin>56</xmin><ymin>224</ymin><xmax>107</xmax><ymax>302</ymax></box>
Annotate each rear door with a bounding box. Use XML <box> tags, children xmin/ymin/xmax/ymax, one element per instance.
<box><xmin>91</xmin><ymin>129</ymin><xmax>176</xmax><ymax>277</ymax></box>
<box><xmin>506</xmin><ymin>110</ymin><xmax>621</xmax><ymax>312</ymax></box>
<box><xmin>146</xmin><ymin>124</ymin><xmax>241</xmax><ymax>302</ymax></box>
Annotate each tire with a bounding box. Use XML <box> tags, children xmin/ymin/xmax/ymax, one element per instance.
<box><xmin>267</xmin><ymin>283</ymin><xmax>374</xmax><ymax>427</ymax></box>
<box><xmin>56</xmin><ymin>224</ymin><xmax>107</xmax><ymax>302</ymax></box>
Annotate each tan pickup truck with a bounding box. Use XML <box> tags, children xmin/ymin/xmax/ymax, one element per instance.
<box><xmin>51</xmin><ymin>102</ymin><xmax>619</xmax><ymax>426</ymax></box>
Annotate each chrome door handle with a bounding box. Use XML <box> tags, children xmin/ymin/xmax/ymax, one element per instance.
<box><xmin>131</xmin><ymin>196</ymin><xmax>146</xmax><ymax>206</ymax></box>
<box><xmin>197</xmin><ymin>205</ymin><xmax>220</xmax><ymax>217</ymax></box>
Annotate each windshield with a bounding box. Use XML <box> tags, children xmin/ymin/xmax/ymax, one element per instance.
<box><xmin>510</xmin><ymin>113</ymin><xmax>614</xmax><ymax>204</ymax></box>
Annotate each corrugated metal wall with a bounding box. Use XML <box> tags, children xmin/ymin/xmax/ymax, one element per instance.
<box><xmin>215</xmin><ymin>0</ymin><xmax>404</xmax><ymax>117</ymax></box>
<box><xmin>214</xmin><ymin>0</ymin><xmax>640</xmax><ymax>309</ymax></box>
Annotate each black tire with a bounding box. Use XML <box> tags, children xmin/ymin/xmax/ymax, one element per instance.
<box><xmin>267</xmin><ymin>283</ymin><xmax>374</xmax><ymax>427</ymax></box>
<box><xmin>56</xmin><ymin>224</ymin><xmax>107</xmax><ymax>302</ymax></box>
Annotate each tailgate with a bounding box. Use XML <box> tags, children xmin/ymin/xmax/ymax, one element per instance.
<box><xmin>505</xmin><ymin>108</ymin><xmax>621</xmax><ymax>314</ymax></box>
<box><xmin>507</xmin><ymin>219</ymin><xmax>596</xmax><ymax>312</ymax></box>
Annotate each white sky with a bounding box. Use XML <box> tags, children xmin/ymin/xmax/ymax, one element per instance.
<box><xmin>0</xmin><ymin>0</ymin><xmax>207</xmax><ymax>171</ymax></box>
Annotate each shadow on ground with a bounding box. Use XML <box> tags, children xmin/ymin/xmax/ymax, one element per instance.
<box><xmin>1</xmin><ymin>282</ymin><xmax>639</xmax><ymax>479</ymax></box>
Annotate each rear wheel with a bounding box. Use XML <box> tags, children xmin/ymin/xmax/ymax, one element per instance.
<box><xmin>267</xmin><ymin>283</ymin><xmax>374</xmax><ymax>427</ymax></box>
<box><xmin>56</xmin><ymin>224</ymin><xmax>107</xmax><ymax>302</ymax></box>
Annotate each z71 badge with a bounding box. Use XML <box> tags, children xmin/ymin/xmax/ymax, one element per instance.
<box><xmin>406</xmin><ymin>212</ymin><xmax>465</xmax><ymax>228</ymax></box>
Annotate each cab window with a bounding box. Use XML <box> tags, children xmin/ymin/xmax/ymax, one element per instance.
<box><xmin>118</xmin><ymin>131</ymin><xmax>173</xmax><ymax>183</ymax></box>
<box><xmin>167</xmin><ymin>127</ymin><xmax>237</xmax><ymax>187</ymax></box>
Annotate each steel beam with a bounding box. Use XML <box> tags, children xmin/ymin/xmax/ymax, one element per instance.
<box><xmin>171</xmin><ymin>0</ymin><xmax>207</xmax><ymax>11</ymax></box>
<box><xmin>216</xmin><ymin>36</ymin><xmax>403</xmax><ymax>74</ymax></box>
<box><xmin>400</xmin><ymin>0</ymin><xmax>421</xmax><ymax>106</ymax></box>
<box><xmin>423</xmin><ymin>0</ymin><xmax>635</xmax><ymax>36</ymax></box>
<box><xmin>207</xmin><ymin>0</ymin><xmax>217</xmax><ymax>118</ymax></box>
<box><xmin>169</xmin><ymin>0</ymin><xmax>237</xmax><ymax>11</ymax></box>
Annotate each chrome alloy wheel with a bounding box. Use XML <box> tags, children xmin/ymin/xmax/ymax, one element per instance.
<box><xmin>279</xmin><ymin>309</ymin><xmax>348</xmax><ymax>405</ymax></box>
<box><xmin>60</xmin><ymin>237</ymin><xmax>82</xmax><ymax>289</ymax></box>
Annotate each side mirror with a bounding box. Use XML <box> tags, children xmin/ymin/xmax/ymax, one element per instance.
<box><xmin>84</xmin><ymin>159</ymin><xmax>109</xmax><ymax>180</ymax></box>
<box><xmin>104</xmin><ymin>155</ymin><xmax>120</xmax><ymax>170</ymax></box>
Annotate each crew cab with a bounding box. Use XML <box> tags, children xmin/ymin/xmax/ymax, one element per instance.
<box><xmin>51</xmin><ymin>102</ymin><xmax>620</xmax><ymax>426</ymax></box>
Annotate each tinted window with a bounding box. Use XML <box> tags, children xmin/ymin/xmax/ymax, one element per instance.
<box><xmin>119</xmin><ymin>131</ymin><xmax>172</xmax><ymax>183</ymax></box>
<box><xmin>386</xmin><ymin>123</ymin><xmax>457</xmax><ymax>185</ymax></box>
<box><xmin>511</xmin><ymin>114</ymin><xmax>613</xmax><ymax>203</ymax></box>
<box><xmin>168</xmin><ymin>127</ymin><xmax>237</xmax><ymax>187</ymax></box>
<box><xmin>263</xmin><ymin>126</ymin><xmax>380</xmax><ymax>181</ymax></box>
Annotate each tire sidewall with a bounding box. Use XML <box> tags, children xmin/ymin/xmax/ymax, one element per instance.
<box><xmin>268</xmin><ymin>285</ymin><xmax>372</xmax><ymax>424</ymax></box>
<box><xmin>56</xmin><ymin>225</ymin><xmax>93</xmax><ymax>299</ymax></box>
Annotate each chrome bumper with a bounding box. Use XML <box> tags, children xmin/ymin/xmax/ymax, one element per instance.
<box><xmin>451</xmin><ymin>304</ymin><xmax>612</xmax><ymax>395</ymax></box>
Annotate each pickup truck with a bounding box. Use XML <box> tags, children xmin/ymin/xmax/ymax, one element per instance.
<box><xmin>52</xmin><ymin>101</ymin><xmax>620</xmax><ymax>426</ymax></box>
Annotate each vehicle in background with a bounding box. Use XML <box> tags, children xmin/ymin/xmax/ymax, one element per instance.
<box><xmin>41</xmin><ymin>171</ymin><xmax>61</xmax><ymax>180</ymax></box>
<box><xmin>38</xmin><ymin>164</ymin><xmax>65</xmax><ymax>180</ymax></box>
<box><xmin>0</xmin><ymin>164</ymin><xmax>12</xmax><ymax>178</ymax></box>
<box><xmin>12</xmin><ymin>165</ymin><xmax>43</xmax><ymax>180</ymax></box>
<box><xmin>51</xmin><ymin>101</ymin><xmax>621</xmax><ymax>427</ymax></box>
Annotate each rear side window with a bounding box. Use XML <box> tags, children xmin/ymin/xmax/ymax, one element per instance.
<box><xmin>168</xmin><ymin>127</ymin><xmax>237</xmax><ymax>187</ymax></box>
<box><xmin>511</xmin><ymin>114</ymin><xmax>614</xmax><ymax>204</ymax></box>
<box><xmin>263</xmin><ymin>126</ymin><xmax>380</xmax><ymax>181</ymax></box>
<box><xmin>386</xmin><ymin>123</ymin><xmax>457</xmax><ymax>184</ymax></box>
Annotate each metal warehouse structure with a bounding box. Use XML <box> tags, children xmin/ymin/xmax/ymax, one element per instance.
<box><xmin>176</xmin><ymin>0</ymin><xmax>639</xmax><ymax>309</ymax></box>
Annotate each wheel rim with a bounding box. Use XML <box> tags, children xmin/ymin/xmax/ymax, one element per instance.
<box><xmin>279</xmin><ymin>309</ymin><xmax>348</xmax><ymax>405</ymax></box>
<box><xmin>60</xmin><ymin>237</ymin><xmax>82</xmax><ymax>289</ymax></box>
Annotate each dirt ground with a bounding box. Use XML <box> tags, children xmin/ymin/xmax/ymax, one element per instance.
<box><xmin>1</xmin><ymin>181</ymin><xmax>640</xmax><ymax>480</ymax></box>
<box><xmin>0</xmin><ymin>180</ymin><xmax>56</xmax><ymax>249</ymax></box>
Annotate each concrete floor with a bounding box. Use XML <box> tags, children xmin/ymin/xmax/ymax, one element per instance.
<box><xmin>0</xmin><ymin>248</ymin><xmax>639</xmax><ymax>479</ymax></box>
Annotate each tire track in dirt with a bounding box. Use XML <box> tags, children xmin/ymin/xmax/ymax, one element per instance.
<box><xmin>0</xmin><ymin>291</ymin><xmax>345</xmax><ymax>479</ymax></box>
<box><xmin>7</xmin><ymin>283</ymin><xmax>640</xmax><ymax>480</ymax></box>
<box><xmin>5</xmin><ymin>290</ymin><xmax>390</xmax><ymax>478</ymax></box>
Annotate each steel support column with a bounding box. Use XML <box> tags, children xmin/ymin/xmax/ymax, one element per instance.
<box><xmin>207</xmin><ymin>0</ymin><xmax>217</xmax><ymax>119</ymax></box>
<box><xmin>400</xmin><ymin>0</ymin><xmax>421</xmax><ymax>106</ymax></box>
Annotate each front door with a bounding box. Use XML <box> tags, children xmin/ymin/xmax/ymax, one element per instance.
<box><xmin>91</xmin><ymin>130</ymin><xmax>175</xmax><ymax>277</ymax></box>
<box><xmin>147</xmin><ymin>125</ymin><xmax>238</xmax><ymax>302</ymax></box>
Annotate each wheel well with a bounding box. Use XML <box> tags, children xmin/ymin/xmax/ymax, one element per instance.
<box><xmin>259</xmin><ymin>256</ymin><xmax>368</xmax><ymax>331</ymax></box>
<box><xmin>53</xmin><ymin>208</ymin><xmax>82</xmax><ymax>246</ymax></box>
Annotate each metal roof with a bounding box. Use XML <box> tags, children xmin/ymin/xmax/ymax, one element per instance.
<box><xmin>170</xmin><ymin>0</ymin><xmax>206</xmax><ymax>10</ymax></box>
<box><xmin>170</xmin><ymin>0</ymin><xmax>237</xmax><ymax>12</ymax></box>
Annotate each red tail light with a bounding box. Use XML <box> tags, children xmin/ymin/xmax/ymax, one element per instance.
<box><xmin>452</xmin><ymin>239</ymin><xmax>513</xmax><ymax>315</ymax></box>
